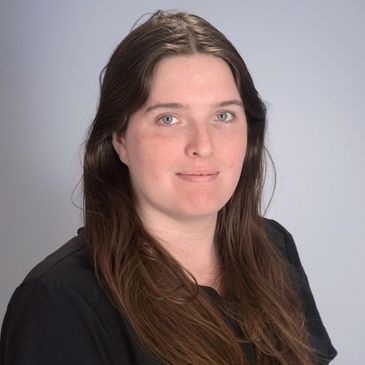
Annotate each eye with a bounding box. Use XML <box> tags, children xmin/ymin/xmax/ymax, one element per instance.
<box><xmin>157</xmin><ymin>115</ymin><xmax>178</xmax><ymax>126</ymax></box>
<box><xmin>215</xmin><ymin>111</ymin><xmax>235</xmax><ymax>122</ymax></box>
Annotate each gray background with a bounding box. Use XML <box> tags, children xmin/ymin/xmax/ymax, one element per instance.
<box><xmin>1</xmin><ymin>1</ymin><xmax>364</xmax><ymax>364</ymax></box>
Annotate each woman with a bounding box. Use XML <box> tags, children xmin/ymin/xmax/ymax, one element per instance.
<box><xmin>0</xmin><ymin>10</ymin><xmax>337</xmax><ymax>365</ymax></box>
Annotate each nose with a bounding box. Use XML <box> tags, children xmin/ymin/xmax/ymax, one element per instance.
<box><xmin>184</xmin><ymin>123</ymin><xmax>214</xmax><ymax>158</ymax></box>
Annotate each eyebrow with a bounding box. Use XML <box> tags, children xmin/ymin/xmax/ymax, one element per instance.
<box><xmin>144</xmin><ymin>99</ymin><xmax>244</xmax><ymax>114</ymax></box>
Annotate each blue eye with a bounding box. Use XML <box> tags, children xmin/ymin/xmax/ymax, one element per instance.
<box><xmin>216</xmin><ymin>112</ymin><xmax>234</xmax><ymax>122</ymax></box>
<box><xmin>158</xmin><ymin>115</ymin><xmax>177</xmax><ymax>126</ymax></box>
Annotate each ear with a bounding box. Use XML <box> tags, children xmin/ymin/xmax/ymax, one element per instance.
<box><xmin>112</xmin><ymin>132</ymin><xmax>129</xmax><ymax>166</ymax></box>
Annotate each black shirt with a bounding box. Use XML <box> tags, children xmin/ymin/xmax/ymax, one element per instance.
<box><xmin>0</xmin><ymin>219</ymin><xmax>337</xmax><ymax>364</ymax></box>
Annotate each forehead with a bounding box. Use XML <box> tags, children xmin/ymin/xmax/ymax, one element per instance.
<box><xmin>145</xmin><ymin>54</ymin><xmax>241</xmax><ymax>105</ymax></box>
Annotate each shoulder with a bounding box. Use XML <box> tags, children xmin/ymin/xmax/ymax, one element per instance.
<box><xmin>1</xmin><ymin>230</ymin><xmax>167</xmax><ymax>365</ymax></box>
<box><xmin>262</xmin><ymin>217</ymin><xmax>303</xmax><ymax>268</ymax></box>
<box><xmin>24</xmin><ymin>227</ymin><xmax>90</xmax><ymax>279</ymax></box>
<box><xmin>262</xmin><ymin>218</ymin><xmax>338</xmax><ymax>363</ymax></box>
<box><xmin>13</xmin><ymin>228</ymin><xmax>103</xmax><ymax>311</ymax></box>
<box><xmin>0</xmin><ymin>229</ymin><xmax>140</xmax><ymax>364</ymax></box>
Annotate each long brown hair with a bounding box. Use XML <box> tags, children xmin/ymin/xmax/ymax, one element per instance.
<box><xmin>83</xmin><ymin>10</ymin><xmax>315</xmax><ymax>365</ymax></box>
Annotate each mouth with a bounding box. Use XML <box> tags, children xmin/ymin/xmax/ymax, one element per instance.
<box><xmin>176</xmin><ymin>171</ymin><xmax>219</xmax><ymax>182</ymax></box>
<box><xmin>177</xmin><ymin>172</ymin><xmax>218</xmax><ymax>176</ymax></box>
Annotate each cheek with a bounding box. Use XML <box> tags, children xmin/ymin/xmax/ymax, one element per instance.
<box><xmin>222</xmin><ymin>132</ymin><xmax>247</xmax><ymax>171</ymax></box>
<box><xmin>127</xmin><ymin>133</ymin><xmax>173</xmax><ymax>182</ymax></box>
<box><xmin>123</xmin><ymin>133</ymin><xmax>150</xmax><ymax>182</ymax></box>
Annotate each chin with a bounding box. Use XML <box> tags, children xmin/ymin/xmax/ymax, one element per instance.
<box><xmin>172</xmin><ymin>200</ymin><xmax>228</xmax><ymax>220</ymax></box>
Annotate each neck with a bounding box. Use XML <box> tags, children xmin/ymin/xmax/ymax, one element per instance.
<box><xmin>139</xmin><ymin>210</ymin><xmax>221</xmax><ymax>289</ymax></box>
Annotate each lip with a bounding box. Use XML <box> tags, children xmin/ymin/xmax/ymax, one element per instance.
<box><xmin>176</xmin><ymin>171</ymin><xmax>219</xmax><ymax>182</ymax></box>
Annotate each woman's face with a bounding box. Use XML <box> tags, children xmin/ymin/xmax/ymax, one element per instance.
<box><xmin>113</xmin><ymin>54</ymin><xmax>247</xmax><ymax>223</ymax></box>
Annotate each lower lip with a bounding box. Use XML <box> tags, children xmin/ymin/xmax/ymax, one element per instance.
<box><xmin>176</xmin><ymin>173</ymin><xmax>219</xmax><ymax>182</ymax></box>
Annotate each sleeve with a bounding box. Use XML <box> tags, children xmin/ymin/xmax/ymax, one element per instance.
<box><xmin>271</xmin><ymin>220</ymin><xmax>338</xmax><ymax>365</ymax></box>
<box><xmin>0</xmin><ymin>276</ymin><xmax>125</xmax><ymax>365</ymax></box>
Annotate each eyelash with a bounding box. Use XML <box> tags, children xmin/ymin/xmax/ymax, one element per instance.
<box><xmin>156</xmin><ymin>111</ymin><xmax>236</xmax><ymax>126</ymax></box>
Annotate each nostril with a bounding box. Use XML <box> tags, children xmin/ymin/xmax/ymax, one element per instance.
<box><xmin>185</xmin><ymin>125</ymin><xmax>214</xmax><ymax>158</ymax></box>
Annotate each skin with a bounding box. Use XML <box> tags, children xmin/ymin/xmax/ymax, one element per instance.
<box><xmin>113</xmin><ymin>54</ymin><xmax>247</xmax><ymax>289</ymax></box>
